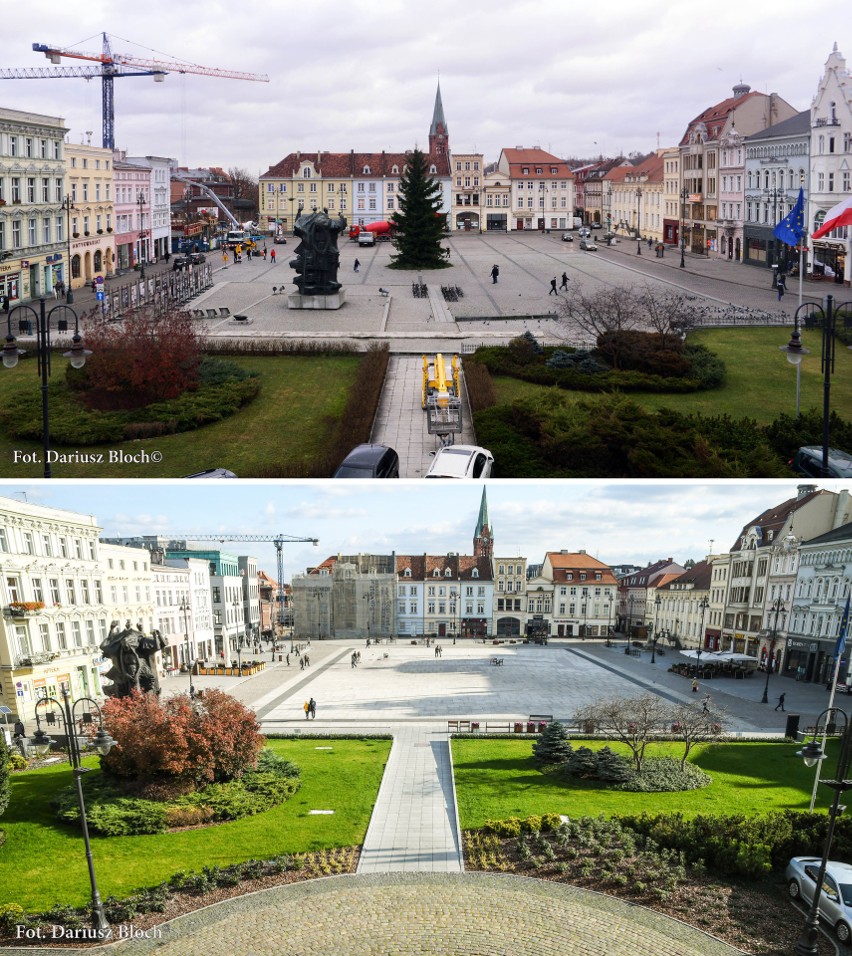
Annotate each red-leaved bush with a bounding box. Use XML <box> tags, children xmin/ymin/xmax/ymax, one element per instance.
<box><xmin>69</xmin><ymin>308</ymin><xmax>203</xmax><ymax>410</ymax></box>
<box><xmin>100</xmin><ymin>689</ymin><xmax>263</xmax><ymax>789</ymax></box>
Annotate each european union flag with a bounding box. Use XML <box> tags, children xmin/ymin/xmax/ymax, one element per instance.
<box><xmin>834</xmin><ymin>592</ymin><xmax>850</xmax><ymax>660</ymax></box>
<box><xmin>774</xmin><ymin>187</ymin><xmax>805</xmax><ymax>247</ymax></box>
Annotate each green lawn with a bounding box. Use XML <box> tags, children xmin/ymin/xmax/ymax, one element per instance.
<box><xmin>452</xmin><ymin>738</ymin><xmax>836</xmax><ymax>830</ymax></box>
<box><xmin>1</xmin><ymin>738</ymin><xmax>391</xmax><ymax>911</ymax></box>
<box><xmin>0</xmin><ymin>354</ymin><xmax>360</xmax><ymax>478</ymax></box>
<box><xmin>491</xmin><ymin>327</ymin><xmax>852</xmax><ymax>424</ymax></box>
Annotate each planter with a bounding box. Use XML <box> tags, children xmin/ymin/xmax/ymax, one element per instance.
<box><xmin>97</xmin><ymin>230</ymin><xmax>103</xmax><ymax>235</ymax></box>
<box><xmin>72</xmin><ymin>233</ymin><xmax>80</xmax><ymax>238</ymax></box>
<box><xmin>581</xmin><ymin>719</ymin><xmax>596</xmax><ymax>733</ymax></box>
<box><xmin>470</xmin><ymin>721</ymin><xmax>480</xmax><ymax>731</ymax></box>
<box><xmin>106</xmin><ymin>228</ymin><xmax>113</xmax><ymax>233</ymax></box>
<box><xmin>6</xmin><ymin>601</ymin><xmax>45</xmax><ymax>617</ymax></box>
<box><xmin>514</xmin><ymin>722</ymin><xmax>523</xmax><ymax>733</ymax></box>
<box><xmin>537</xmin><ymin>721</ymin><xmax>548</xmax><ymax>732</ymax></box>
<box><xmin>526</xmin><ymin>722</ymin><xmax>536</xmax><ymax>733</ymax></box>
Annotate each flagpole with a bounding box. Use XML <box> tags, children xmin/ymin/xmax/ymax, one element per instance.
<box><xmin>796</xmin><ymin>233</ymin><xmax>806</xmax><ymax>416</ymax></box>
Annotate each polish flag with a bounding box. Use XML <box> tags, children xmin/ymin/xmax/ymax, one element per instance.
<box><xmin>812</xmin><ymin>196</ymin><xmax>852</xmax><ymax>239</ymax></box>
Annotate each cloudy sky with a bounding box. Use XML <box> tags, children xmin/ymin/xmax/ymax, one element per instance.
<box><xmin>3</xmin><ymin>480</ymin><xmax>850</xmax><ymax>579</ymax></box>
<box><xmin>2</xmin><ymin>1</ymin><xmax>842</xmax><ymax>173</ymax></box>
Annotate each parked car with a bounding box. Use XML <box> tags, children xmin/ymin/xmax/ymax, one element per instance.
<box><xmin>791</xmin><ymin>446</ymin><xmax>852</xmax><ymax>478</ymax></box>
<box><xmin>274</xmin><ymin>236</ymin><xmax>288</xmax><ymax>244</ymax></box>
<box><xmin>579</xmin><ymin>238</ymin><xmax>598</xmax><ymax>251</ymax></box>
<box><xmin>188</xmin><ymin>252</ymin><xmax>206</xmax><ymax>264</ymax></box>
<box><xmin>560</xmin><ymin>233</ymin><xmax>574</xmax><ymax>242</ymax></box>
<box><xmin>786</xmin><ymin>857</ymin><xmax>852</xmax><ymax>943</ymax></box>
<box><xmin>425</xmin><ymin>444</ymin><xmax>494</xmax><ymax>479</ymax></box>
<box><xmin>591</xmin><ymin>222</ymin><xmax>602</xmax><ymax>229</ymax></box>
<box><xmin>333</xmin><ymin>443</ymin><xmax>400</xmax><ymax>478</ymax></box>
<box><xmin>183</xmin><ymin>468</ymin><xmax>238</xmax><ymax>478</ymax></box>
<box><xmin>358</xmin><ymin>231</ymin><xmax>376</xmax><ymax>247</ymax></box>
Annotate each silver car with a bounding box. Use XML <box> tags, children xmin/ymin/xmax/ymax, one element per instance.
<box><xmin>786</xmin><ymin>856</ymin><xmax>852</xmax><ymax>943</ymax></box>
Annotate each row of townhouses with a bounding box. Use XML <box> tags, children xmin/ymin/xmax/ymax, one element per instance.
<box><xmin>0</xmin><ymin>497</ymin><xmax>294</xmax><ymax>724</ymax></box>
<box><xmin>3</xmin><ymin>45</ymin><xmax>850</xmax><ymax>305</ymax></box>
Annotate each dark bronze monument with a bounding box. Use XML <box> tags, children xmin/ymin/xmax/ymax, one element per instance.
<box><xmin>100</xmin><ymin>620</ymin><xmax>167</xmax><ymax>697</ymax></box>
<box><xmin>288</xmin><ymin>207</ymin><xmax>347</xmax><ymax>309</ymax></box>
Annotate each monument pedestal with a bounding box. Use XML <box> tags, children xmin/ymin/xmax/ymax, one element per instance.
<box><xmin>287</xmin><ymin>291</ymin><xmax>346</xmax><ymax>310</ymax></box>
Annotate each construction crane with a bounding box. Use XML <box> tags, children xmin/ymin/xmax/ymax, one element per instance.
<box><xmin>0</xmin><ymin>33</ymin><xmax>269</xmax><ymax>149</ymax></box>
<box><xmin>173</xmin><ymin>533</ymin><xmax>318</xmax><ymax>637</ymax></box>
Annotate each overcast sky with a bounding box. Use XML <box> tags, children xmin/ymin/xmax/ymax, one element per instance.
<box><xmin>2</xmin><ymin>1</ymin><xmax>843</xmax><ymax>174</ymax></box>
<box><xmin>3</xmin><ymin>480</ymin><xmax>850</xmax><ymax>580</ymax></box>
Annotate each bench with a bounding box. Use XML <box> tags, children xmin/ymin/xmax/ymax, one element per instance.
<box><xmin>219</xmin><ymin>307</ymin><xmax>231</xmax><ymax>317</ymax></box>
<box><xmin>206</xmin><ymin>309</ymin><xmax>218</xmax><ymax>318</ymax></box>
<box><xmin>491</xmin><ymin>657</ymin><xmax>504</xmax><ymax>666</ymax></box>
<box><xmin>447</xmin><ymin>720</ymin><xmax>471</xmax><ymax>732</ymax></box>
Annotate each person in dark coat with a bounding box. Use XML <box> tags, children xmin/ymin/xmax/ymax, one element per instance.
<box><xmin>775</xmin><ymin>692</ymin><xmax>786</xmax><ymax>712</ymax></box>
<box><xmin>549</xmin><ymin>277</ymin><xmax>558</xmax><ymax>295</ymax></box>
<box><xmin>490</xmin><ymin>264</ymin><xmax>499</xmax><ymax>284</ymax></box>
<box><xmin>309</xmin><ymin>697</ymin><xmax>316</xmax><ymax>719</ymax></box>
<box><xmin>560</xmin><ymin>272</ymin><xmax>569</xmax><ymax>290</ymax></box>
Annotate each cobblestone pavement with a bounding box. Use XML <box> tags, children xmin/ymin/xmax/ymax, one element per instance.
<box><xmin>8</xmin><ymin>874</ymin><xmax>745</xmax><ymax>956</ymax></box>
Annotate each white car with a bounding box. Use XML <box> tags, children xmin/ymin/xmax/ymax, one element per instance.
<box><xmin>425</xmin><ymin>444</ymin><xmax>494</xmax><ymax>479</ymax></box>
<box><xmin>358</xmin><ymin>231</ymin><xmax>376</xmax><ymax>246</ymax></box>
<box><xmin>786</xmin><ymin>856</ymin><xmax>852</xmax><ymax>943</ymax></box>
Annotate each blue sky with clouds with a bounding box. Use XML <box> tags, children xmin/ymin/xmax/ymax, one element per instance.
<box><xmin>3</xmin><ymin>480</ymin><xmax>849</xmax><ymax>579</ymax></box>
<box><xmin>2</xmin><ymin>1</ymin><xmax>843</xmax><ymax>172</ymax></box>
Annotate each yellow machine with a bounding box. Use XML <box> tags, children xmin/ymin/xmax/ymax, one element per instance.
<box><xmin>422</xmin><ymin>353</ymin><xmax>462</xmax><ymax>437</ymax></box>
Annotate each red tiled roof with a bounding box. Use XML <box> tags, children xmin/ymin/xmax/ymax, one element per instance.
<box><xmin>499</xmin><ymin>148</ymin><xmax>573</xmax><ymax>179</ymax></box>
<box><xmin>680</xmin><ymin>91</ymin><xmax>762</xmax><ymax>146</ymax></box>
<box><xmin>260</xmin><ymin>150</ymin><xmax>451</xmax><ymax>180</ymax></box>
<box><xmin>729</xmin><ymin>489</ymin><xmax>827</xmax><ymax>552</ymax></box>
<box><xmin>395</xmin><ymin>554</ymin><xmax>493</xmax><ymax>581</ymax></box>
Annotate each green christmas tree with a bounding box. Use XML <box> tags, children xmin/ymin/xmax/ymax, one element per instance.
<box><xmin>389</xmin><ymin>148</ymin><xmax>449</xmax><ymax>269</ymax></box>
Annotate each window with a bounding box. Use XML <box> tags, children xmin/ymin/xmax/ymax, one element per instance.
<box><xmin>32</xmin><ymin>578</ymin><xmax>44</xmax><ymax>603</ymax></box>
<box><xmin>56</xmin><ymin>622</ymin><xmax>67</xmax><ymax>650</ymax></box>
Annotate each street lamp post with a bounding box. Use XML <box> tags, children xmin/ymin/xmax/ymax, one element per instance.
<box><xmin>31</xmin><ymin>687</ymin><xmax>116</xmax><ymax>936</ymax></box>
<box><xmin>760</xmin><ymin>597</ymin><xmax>786</xmax><ymax>704</ymax></box>
<box><xmin>137</xmin><ymin>191</ymin><xmax>146</xmax><ymax>278</ymax></box>
<box><xmin>61</xmin><ymin>195</ymin><xmax>76</xmax><ymax>303</ymax></box>
<box><xmin>794</xmin><ymin>709</ymin><xmax>852</xmax><ymax>955</ymax></box>
<box><xmin>781</xmin><ymin>297</ymin><xmax>852</xmax><ymax>475</ymax></box>
<box><xmin>650</xmin><ymin>596</ymin><xmax>662</xmax><ymax>663</ymax></box>
<box><xmin>680</xmin><ymin>187</ymin><xmax>689</xmax><ymax>268</ymax></box>
<box><xmin>178</xmin><ymin>598</ymin><xmax>194</xmax><ymax>697</ymax></box>
<box><xmin>625</xmin><ymin>597</ymin><xmax>634</xmax><ymax>654</ymax></box>
<box><xmin>635</xmin><ymin>187</ymin><xmax>643</xmax><ymax>254</ymax></box>
<box><xmin>696</xmin><ymin>598</ymin><xmax>709</xmax><ymax>674</ymax></box>
<box><xmin>3</xmin><ymin>300</ymin><xmax>91</xmax><ymax>478</ymax></box>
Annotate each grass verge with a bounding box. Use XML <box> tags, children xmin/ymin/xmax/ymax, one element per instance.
<box><xmin>1</xmin><ymin>737</ymin><xmax>391</xmax><ymax>911</ymax></box>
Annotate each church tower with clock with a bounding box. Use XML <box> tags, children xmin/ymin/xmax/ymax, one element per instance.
<box><xmin>473</xmin><ymin>488</ymin><xmax>493</xmax><ymax>560</ymax></box>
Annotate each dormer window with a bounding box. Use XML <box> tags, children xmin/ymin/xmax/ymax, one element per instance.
<box><xmin>550</xmin><ymin>167</ymin><xmax>558</xmax><ymax>174</ymax></box>
<box><xmin>429</xmin><ymin>165</ymin><xmax>437</xmax><ymax>174</ymax></box>
<box><xmin>445</xmin><ymin>568</ymin><xmax>452</xmax><ymax>577</ymax></box>
<box><xmin>472</xmin><ymin>568</ymin><xmax>479</xmax><ymax>578</ymax></box>
<box><xmin>433</xmin><ymin>569</ymin><xmax>441</xmax><ymax>577</ymax></box>
<box><xmin>391</xmin><ymin>165</ymin><xmax>399</xmax><ymax>174</ymax></box>
<box><xmin>363</xmin><ymin>165</ymin><xmax>371</xmax><ymax>175</ymax></box>
<box><xmin>404</xmin><ymin>568</ymin><xmax>412</xmax><ymax>578</ymax></box>
<box><xmin>302</xmin><ymin>167</ymin><xmax>311</xmax><ymax>178</ymax></box>
<box><xmin>535</xmin><ymin>167</ymin><xmax>542</xmax><ymax>174</ymax></box>
<box><xmin>522</xmin><ymin>167</ymin><xmax>529</xmax><ymax>174</ymax></box>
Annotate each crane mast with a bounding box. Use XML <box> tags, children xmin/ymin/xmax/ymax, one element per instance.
<box><xmin>173</xmin><ymin>533</ymin><xmax>318</xmax><ymax>636</ymax></box>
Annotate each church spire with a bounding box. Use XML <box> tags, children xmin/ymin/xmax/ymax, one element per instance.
<box><xmin>473</xmin><ymin>488</ymin><xmax>492</xmax><ymax>559</ymax></box>
<box><xmin>429</xmin><ymin>81</ymin><xmax>448</xmax><ymax>155</ymax></box>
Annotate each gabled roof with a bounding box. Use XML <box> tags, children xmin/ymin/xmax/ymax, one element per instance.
<box><xmin>680</xmin><ymin>88</ymin><xmax>762</xmax><ymax>147</ymax></box>
<box><xmin>620</xmin><ymin>559</ymin><xmax>684</xmax><ymax>589</ymax></box>
<box><xmin>793</xmin><ymin>519</ymin><xmax>852</xmax><ymax>548</ymax></box>
<box><xmin>744</xmin><ymin>110</ymin><xmax>811</xmax><ymax>142</ymax></box>
<box><xmin>658</xmin><ymin>559</ymin><xmax>714</xmax><ymax>592</ymax></box>
<box><xmin>729</xmin><ymin>488</ymin><xmax>827</xmax><ymax>552</ymax></box>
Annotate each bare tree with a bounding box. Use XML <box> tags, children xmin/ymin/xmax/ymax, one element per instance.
<box><xmin>635</xmin><ymin>287</ymin><xmax>696</xmax><ymax>345</ymax></box>
<box><xmin>668</xmin><ymin>701</ymin><xmax>726</xmax><ymax>769</ymax></box>
<box><xmin>557</xmin><ymin>284</ymin><xmax>642</xmax><ymax>352</ymax></box>
<box><xmin>574</xmin><ymin>694</ymin><xmax>671</xmax><ymax>772</ymax></box>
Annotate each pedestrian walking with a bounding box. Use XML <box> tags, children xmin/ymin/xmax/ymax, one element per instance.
<box><xmin>309</xmin><ymin>697</ymin><xmax>316</xmax><ymax>719</ymax></box>
<box><xmin>222</xmin><ymin>249</ymin><xmax>228</xmax><ymax>263</ymax></box>
<box><xmin>303</xmin><ymin>700</ymin><xmax>310</xmax><ymax>719</ymax></box>
<box><xmin>775</xmin><ymin>692</ymin><xmax>786</xmax><ymax>712</ymax></box>
<box><xmin>164</xmin><ymin>251</ymin><xmax>170</xmax><ymax>264</ymax></box>
<box><xmin>270</xmin><ymin>248</ymin><xmax>276</xmax><ymax>264</ymax></box>
<box><xmin>435</xmin><ymin>645</ymin><xmax>440</xmax><ymax>658</ymax></box>
<box><xmin>549</xmin><ymin>277</ymin><xmax>558</xmax><ymax>295</ymax></box>
<box><xmin>354</xmin><ymin>258</ymin><xmax>360</xmax><ymax>272</ymax></box>
<box><xmin>304</xmin><ymin>654</ymin><xmax>310</xmax><ymax>667</ymax></box>
<box><xmin>351</xmin><ymin>652</ymin><xmax>357</xmax><ymax>668</ymax></box>
<box><xmin>91</xmin><ymin>279</ymin><xmax>97</xmax><ymax>293</ymax></box>
<box><xmin>490</xmin><ymin>264</ymin><xmax>499</xmax><ymax>284</ymax></box>
<box><xmin>263</xmin><ymin>247</ymin><xmax>267</xmax><ymax>260</ymax></box>
<box><xmin>286</xmin><ymin>653</ymin><xmax>290</xmax><ymax>666</ymax></box>
<box><xmin>300</xmin><ymin>656</ymin><xmax>305</xmax><ymax>670</ymax></box>
<box><xmin>560</xmin><ymin>272</ymin><xmax>569</xmax><ymax>290</ymax></box>
<box><xmin>691</xmin><ymin>678</ymin><xmax>698</xmax><ymax>693</ymax></box>
<box><xmin>777</xmin><ymin>275</ymin><xmax>786</xmax><ymax>301</ymax></box>
<box><xmin>647</xmin><ymin>236</ymin><xmax>653</xmax><ymax>250</ymax></box>
<box><xmin>356</xmin><ymin>651</ymin><xmax>361</xmax><ymax>663</ymax></box>
<box><xmin>702</xmin><ymin>694</ymin><xmax>711</xmax><ymax>713</ymax></box>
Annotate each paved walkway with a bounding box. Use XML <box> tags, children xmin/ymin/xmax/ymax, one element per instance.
<box><xmin>18</xmin><ymin>874</ymin><xmax>741</xmax><ymax>956</ymax></box>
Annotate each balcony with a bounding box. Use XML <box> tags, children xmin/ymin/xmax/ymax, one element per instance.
<box><xmin>14</xmin><ymin>651</ymin><xmax>59</xmax><ymax>668</ymax></box>
<box><xmin>4</xmin><ymin>601</ymin><xmax>46</xmax><ymax>618</ymax></box>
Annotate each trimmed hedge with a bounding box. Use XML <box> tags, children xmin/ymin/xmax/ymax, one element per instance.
<box><xmin>52</xmin><ymin>751</ymin><xmax>300</xmax><ymax>836</ymax></box>
<box><xmin>2</xmin><ymin>357</ymin><xmax>259</xmax><ymax>446</ymax></box>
